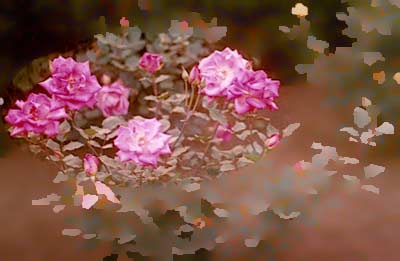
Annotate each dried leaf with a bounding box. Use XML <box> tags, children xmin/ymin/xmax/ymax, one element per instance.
<box><xmin>214</xmin><ymin>208</ymin><xmax>229</xmax><ymax>218</ymax></box>
<box><xmin>339</xmin><ymin>157</ymin><xmax>360</xmax><ymax>164</ymax></box>
<box><xmin>375</xmin><ymin>122</ymin><xmax>394</xmax><ymax>135</ymax></box>
<box><xmin>102</xmin><ymin>116</ymin><xmax>125</xmax><ymax>130</ymax></box>
<box><xmin>244</xmin><ymin>238</ymin><xmax>260</xmax><ymax>248</ymax></box>
<box><xmin>172</xmin><ymin>146</ymin><xmax>190</xmax><ymax>157</ymax></box>
<box><xmin>82</xmin><ymin>194</ymin><xmax>99</xmax><ymax>209</ymax></box>
<box><xmin>53</xmin><ymin>171</ymin><xmax>69</xmax><ymax>183</ymax></box>
<box><xmin>340</xmin><ymin>127</ymin><xmax>359</xmax><ymax>136</ymax></box>
<box><xmin>182</xmin><ymin>183</ymin><xmax>200</xmax><ymax>192</ymax></box>
<box><xmin>63</xmin><ymin>155</ymin><xmax>83</xmax><ymax>168</ymax></box>
<box><xmin>361</xmin><ymin>185</ymin><xmax>380</xmax><ymax>194</ymax></box>
<box><xmin>32</xmin><ymin>193</ymin><xmax>60</xmax><ymax>206</ymax></box>
<box><xmin>343</xmin><ymin>175</ymin><xmax>360</xmax><ymax>183</ymax></box>
<box><xmin>282</xmin><ymin>123</ymin><xmax>300</xmax><ymax>137</ymax></box>
<box><xmin>63</xmin><ymin>141</ymin><xmax>84</xmax><ymax>151</ymax></box>
<box><xmin>232</xmin><ymin>122</ymin><xmax>246</xmax><ymax>132</ymax></box>
<box><xmin>209</xmin><ymin>107</ymin><xmax>227</xmax><ymax>126</ymax></box>
<box><xmin>353</xmin><ymin>107</ymin><xmax>371</xmax><ymax>128</ymax></box>
<box><xmin>62</xmin><ymin>229</ymin><xmax>82</xmax><ymax>237</ymax></box>
<box><xmin>364</xmin><ymin>164</ymin><xmax>385</xmax><ymax>179</ymax></box>
<box><xmin>53</xmin><ymin>205</ymin><xmax>65</xmax><ymax>213</ymax></box>
<box><xmin>220</xmin><ymin>163</ymin><xmax>236</xmax><ymax>172</ymax></box>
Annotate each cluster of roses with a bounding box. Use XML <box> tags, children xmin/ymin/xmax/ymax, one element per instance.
<box><xmin>5</xmin><ymin>47</ymin><xmax>280</xmax><ymax>170</ymax></box>
<box><xmin>5</xmin><ymin>56</ymin><xmax>130</xmax><ymax>137</ymax></box>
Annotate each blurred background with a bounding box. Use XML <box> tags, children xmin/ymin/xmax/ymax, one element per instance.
<box><xmin>1</xmin><ymin>0</ymin><xmax>399</xmax><ymax>260</ymax></box>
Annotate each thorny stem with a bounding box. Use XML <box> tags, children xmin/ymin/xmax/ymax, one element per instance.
<box><xmin>173</xmin><ymin>84</ymin><xmax>202</xmax><ymax>148</ymax></box>
<box><xmin>24</xmin><ymin>136</ymin><xmax>64</xmax><ymax>170</ymax></box>
<box><xmin>184</xmin><ymin>79</ymin><xmax>189</xmax><ymax>107</ymax></box>
<box><xmin>200</xmin><ymin>101</ymin><xmax>230</xmax><ymax>166</ymax></box>
<box><xmin>152</xmin><ymin>77</ymin><xmax>161</xmax><ymax>118</ymax></box>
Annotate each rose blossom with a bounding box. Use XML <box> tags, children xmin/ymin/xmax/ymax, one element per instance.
<box><xmin>114</xmin><ymin>117</ymin><xmax>172</xmax><ymax>167</ymax></box>
<box><xmin>198</xmin><ymin>47</ymin><xmax>250</xmax><ymax>97</ymax></box>
<box><xmin>39</xmin><ymin>56</ymin><xmax>101</xmax><ymax>110</ymax></box>
<box><xmin>215</xmin><ymin>124</ymin><xmax>233</xmax><ymax>142</ymax></box>
<box><xmin>5</xmin><ymin>93</ymin><xmax>68</xmax><ymax>137</ymax></box>
<box><xmin>227</xmin><ymin>69</ymin><xmax>280</xmax><ymax>114</ymax></box>
<box><xmin>96</xmin><ymin>81</ymin><xmax>130</xmax><ymax>117</ymax></box>
<box><xmin>120</xmin><ymin>17</ymin><xmax>129</xmax><ymax>27</ymax></box>
<box><xmin>84</xmin><ymin>154</ymin><xmax>99</xmax><ymax>176</ymax></box>
<box><xmin>139</xmin><ymin>52</ymin><xmax>163</xmax><ymax>74</ymax></box>
<box><xmin>265</xmin><ymin>133</ymin><xmax>281</xmax><ymax>150</ymax></box>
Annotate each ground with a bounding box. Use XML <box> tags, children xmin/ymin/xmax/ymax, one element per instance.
<box><xmin>1</xmin><ymin>84</ymin><xmax>399</xmax><ymax>261</ymax></box>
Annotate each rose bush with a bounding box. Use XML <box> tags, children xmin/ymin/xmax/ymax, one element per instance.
<box><xmin>4</xmin><ymin>14</ymin><xmax>394</xmax><ymax>260</ymax></box>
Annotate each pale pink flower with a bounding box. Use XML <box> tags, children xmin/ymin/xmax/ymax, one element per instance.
<box><xmin>5</xmin><ymin>93</ymin><xmax>68</xmax><ymax>137</ymax></box>
<box><xmin>228</xmin><ymin>69</ymin><xmax>279</xmax><ymax>114</ymax></box>
<box><xmin>188</xmin><ymin>65</ymin><xmax>201</xmax><ymax>85</ymax></box>
<box><xmin>139</xmin><ymin>52</ymin><xmax>163</xmax><ymax>74</ymax></box>
<box><xmin>215</xmin><ymin>124</ymin><xmax>233</xmax><ymax>142</ymax></box>
<box><xmin>83</xmin><ymin>154</ymin><xmax>99</xmax><ymax>176</ymax></box>
<box><xmin>114</xmin><ymin>117</ymin><xmax>172</xmax><ymax>167</ymax></box>
<box><xmin>39</xmin><ymin>56</ymin><xmax>101</xmax><ymax>110</ymax></box>
<box><xmin>96</xmin><ymin>81</ymin><xmax>130</xmax><ymax>117</ymax></box>
<box><xmin>265</xmin><ymin>133</ymin><xmax>281</xmax><ymax>149</ymax></box>
<box><xmin>198</xmin><ymin>47</ymin><xmax>250</xmax><ymax>97</ymax></box>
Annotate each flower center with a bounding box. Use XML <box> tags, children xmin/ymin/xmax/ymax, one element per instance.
<box><xmin>137</xmin><ymin>134</ymin><xmax>146</xmax><ymax>146</ymax></box>
<box><xmin>29</xmin><ymin>107</ymin><xmax>39</xmax><ymax>119</ymax></box>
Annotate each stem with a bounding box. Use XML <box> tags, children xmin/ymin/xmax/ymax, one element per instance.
<box><xmin>172</xmin><ymin>85</ymin><xmax>202</xmax><ymax>148</ymax></box>
<box><xmin>184</xmin><ymin>80</ymin><xmax>189</xmax><ymax>107</ymax></box>
<box><xmin>70</xmin><ymin>112</ymin><xmax>113</xmax><ymax>175</ymax></box>
<box><xmin>152</xmin><ymin>77</ymin><xmax>161</xmax><ymax>118</ymax></box>
<box><xmin>188</xmin><ymin>83</ymin><xmax>196</xmax><ymax>110</ymax></box>
<box><xmin>24</xmin><ymin>136</ymin><xmax>64</xmax><ymax>170</ymax></box>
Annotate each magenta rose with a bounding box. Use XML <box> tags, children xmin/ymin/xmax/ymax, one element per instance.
<box><xmin>5</xmin><ymin>93</ymin><xmax>68</xmax><ymax>137</ymax></box>
<box><xmin>114</xmin><ymin>117</ymin><xmax>172</xmax><ymax>167</ymax></box>
<box><xmin>84</xmin><ymin>154</ymin><xmax>99</xmax><ymax>176</ymax></box>
<box><xmin>214</xmin><ymin>124</ymin><xmax>233</xmax><ymax>142</ymax></box>
<box><xmin>228</xmin><ymin>69</ymin><xmax>280</xmax><ymax>114</ymax></box>
<box><xmin>198</xmin><ymin>47</ymin><xmax>250</xmax><ymax>97</ymax></box>
<box><xmin>139</xmin><ymin>52</ymin><xmax>163</xmax><ymax>74</ymax></box>
<box><xmin>96</xmin><ymin>81</ymin><xmax>130</xmax><ymax>117</ymax></box>
<box><xmin>39</xmin><ymin>56</ymin><xmax>101</xmax><ymax>110</ymax></box>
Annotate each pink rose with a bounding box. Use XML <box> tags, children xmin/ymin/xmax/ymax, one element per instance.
<box><xmin>198</xmin><ymin>47</ymin><xmax>250</xmax><ymax>97</ymax></box>
<box><xmin>139</xmin><ymin>52</ymin><xmax>163</xmax><ymax>74</ymax></box>
<box><xmin>114</xmin><ymin>117</ymin><xmax>172</xmax><ymax>167</ymax></box>
<box><xmin>39</xmin><ymin>56</ymin><xmax>101</xmax><ymax>110</ymax></box>
<box><xmin>84</xmin><ymin>154</ymin><xmax>99</xmax><ymax>176</ymax></box>
<box><xmin>215</xmin><ymin>124</ymin><xmax>233</xmax><ymax>142</ymax></box>
<box><xmin>265</xmin><ymin>133</ymin><xmax>281</xmax><ymax>150</ymax></box>
<box><xmin>120</xmin><ymin>17</ymin><xmax>129</xmax><ymax>27</ymax></box>
<box><xmin>5</xmin><ymin>93</ymin><xmax>68</xmax><ymax>137</ymax></box>
<box><xmin>228</xmin><ymin>69</ymin><xmax>280</xmax><ymax>114</ymax></box>
<box><xmin>96</xmin><ymin>81</ymin><xmax>130</xmax><ymax>117</ymax></box>
<box><xmin>188</xmin><ymin>65</ymin><xmax>201</xmax><ymax>85</ymax></box>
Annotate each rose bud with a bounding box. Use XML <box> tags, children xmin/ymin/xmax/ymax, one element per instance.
<box><xmin>139</xmin><ymin>52</ymin><xmax>163</xmax><ymax>74</ymax></box>
<box><xmin>214</xmin><ymin>124</ymin><xmax>233</xmax><ymax>142</ymax></box>
<box><xmin>188</xmin><ymin>65</ymin><xmax>201</xmax><ymax>85</ymax></box>
<box><xmin>84</xmin><ymin>154</ymin><xmax>99</xmax><ymax>176</ymax></box>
